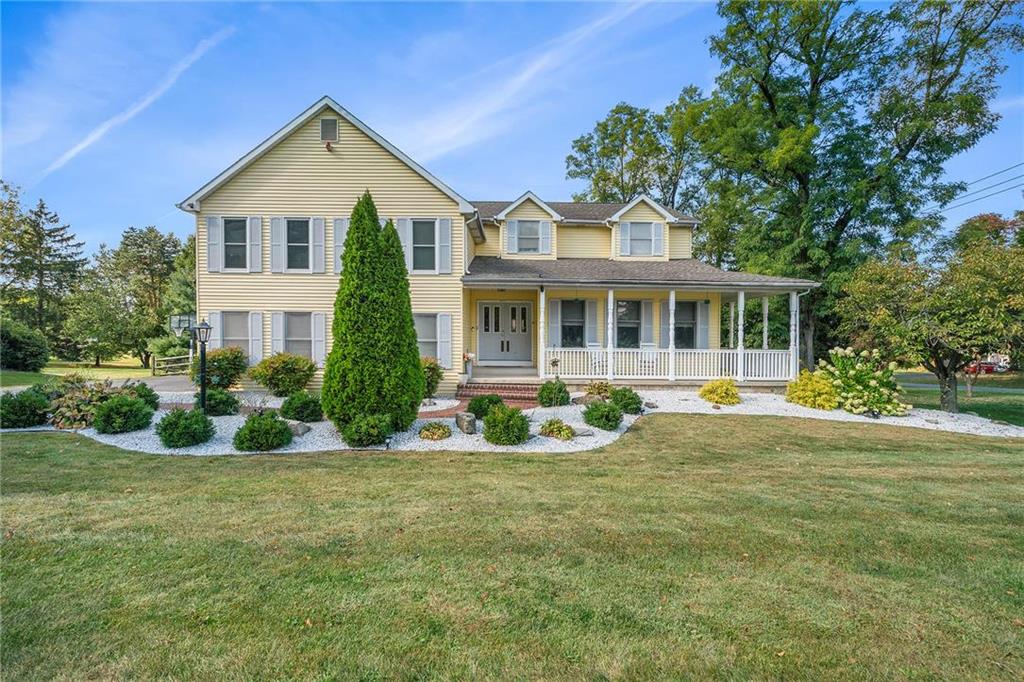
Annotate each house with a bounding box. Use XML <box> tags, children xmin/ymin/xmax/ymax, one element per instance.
<box><xmin>178</xmin><ymin>96</ymin><xmax>817</xmax><ymax>395</ymax></box>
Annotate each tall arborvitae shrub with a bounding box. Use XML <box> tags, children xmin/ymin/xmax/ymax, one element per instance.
<box><xmin>321</xmin><ymin>191</ymin><xmax>425</xmax><ymax>431</ymax></box>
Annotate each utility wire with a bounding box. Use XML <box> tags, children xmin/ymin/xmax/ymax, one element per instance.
<box><xmin>935</xmin><ymin>182</ymin><xmax>1024</xmax><ymax>213</ymax></box>
<box><xmin>964</xmin><ymin>161</ymin><xmax>1024</xmax><ymax>186</ymax></box>
<box><xmin>921</xmin><ymin>164</ymin><xmax>1024</xmax><ymax>213</ymax></box>
<box><xmin>947</xmin><ymin>172</ymin><xmax>1024</xmax><ymax>201</ymax></box>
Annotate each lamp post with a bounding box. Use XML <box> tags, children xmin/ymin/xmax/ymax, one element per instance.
<box><xmin>193</xmin><ymin>319</ymin><xmax>212</xmax><ymax>413</ymax></box>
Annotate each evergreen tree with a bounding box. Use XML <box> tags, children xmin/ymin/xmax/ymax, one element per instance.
<box><xmin>322</xmin><ymin>191</ymin><xmax>424</xmax><ymax>431</ymax></box>
<box><xmin>165</xmin><ymin>234</ymin><xmax>197</xmax><ymax>314</ymax></box>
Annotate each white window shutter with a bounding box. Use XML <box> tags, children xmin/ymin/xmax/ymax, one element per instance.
<box><xmin>248</xmin><ymin>312</ymin><xmax>264</xmax><ymax>364</ymax></box>
<box><xmin>438</xmin><ymin>218</ymin><xmax>452</xmax><ymax>274</ymax></box>
<box><xmin>540</xmin><ymin>221</ymin><xmax>552</xmax><ymax>254</ymax></box>
<box><xmin>311</xmin><ymin>218</ymin><xmax>326</xmax><ymax>273</ymax></box>
<box><xmin>208</xmin><ymin>311</ymin><xmax>222</xmax><ymax>349</ymax></box>
<box><xmin>270</xmin><ymin>218</ymin><xmax>285</xmax><ymax>273</ymax></box>
<box><xmin>271</xmin><ymin>312</ymin><xmax>284</xmax><ymax>354</ymax></box>
<box><xmin>547</xmin><ymin>300</ymin><xmax>561</xmax><ymax>347</ymax></box>
<box><xmin>206</xmin><ymin>217</ymin><xmax>222</xmax><ymax>272</ymax></box>
<box><xmin>659</xmin><ymin>301</ymin><xmax>670</xmax><ymax>348</ymax></box>
<box><xmin>397</xmin><ymin>218</ymin><xmax>412</xmax><ymax>271</ymax></box>
<box><xmin>585</xmin><ymin>299</ymin><xmax>598</xmax><ymax>345</ymax></box>
<box><xmin>333</xmin><ymin>218</ymin><xmax>349</xmax><ymax>273</ymax></box>
<box><xmin>620</xmin><ymin>222</ymin><xmax>631</xmax><ymax>256</ymax></box>
<box><xmin>247</xmin><ymin>217</ymin><xmax>262</xmax><ymax>272</ymax></box>
<box><xmin>507</xmin><ymin>220</ymin><xmax>518</xmax><ymax>253</ymax></box>
<box><xmin>641</xmin><ymin>300</ymin><xmax>654</xmax><ymax>345</ymax></box>
<box><xmin>437</xmin><ymin>313</ymin><xmax>452</xmax><ymax>369</ymax></box>
<box><xmin>653</xmin><ymin>222</ymin><xmax>664</xmax><ymax>256</ymax></box>
<box><xmin>312</xmin><ymin>312</ymin><xmax>326</xmax><ymax>367</ymax></box>
<box><xmin>698</xmin><ymin>301</ymin><xmax>710</xmax><ymax>349</ymax></box>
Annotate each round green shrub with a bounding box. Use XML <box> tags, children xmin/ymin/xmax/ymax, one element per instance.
<box><xmin>0</xmin><ymin>318</ymin><xmax>49</xmax><ymax>372</ymax></box>
<box><xmin>539</xmin><ymin>418</ymin><xmax>574</xmax><ymax>441</ymax></box>
<box><xmin>698</xmin><ymin>378</ymin><xmax>741</xmax><ymax>406</ymax></box>
<box><xmin>583</xmin><ymin>402</ymin><xmax>622</xmax><ymax>431</ymax></box>
<box><xmin>280</xmin><ymin>391</ymin><xmax>323</xmax><ymax>422</ymax></box>
<box><xmin>127</xmin><ymin>382</ymin><xmax>160</xmax><ymax>411</ymax></box>
<box><xmin>342</xmin><ymin>413</ymin><xmax>393</xmax><ymax>447</ymax></box>
<box><xmin>537</xmin><ymin>379</ymin><xmax>570</xmax><ymax>407</ymax></box>
<box><xmin>233</xmin><ymin>411</ymin><xmax>293</xmax><ymax>451</ymax></box>
<box><xmin>147</xmin><ymin>334</ymin><xmax>190</xmax><ymax>358</ymax></box>
<box><xmin>468</xmin><ymin>394</ymin><xmax>504</xmax><ymax>419</ymax></box>
<box><xmin>250</xmin><ymin>352</ymin><xmax>317</xmax><ymax>397</ymax></box>
<box><xmin>418</xmin><ymin>421</ymin><xmax>452</xmax><ymax>440</ymax></box>
<box><xmin>155</xmin><ymin>408</ymin><xmax>215</xmax><ymax>448</ymax></box>
<box><xmin>786</xmin><ymin>369</ymin><xmax>839</xmax><ymax>410</ymax></box>
<box><xmin>0</xmin><ymin>388</ymin><xmax>50</xmax><ymax>428</ymax></box>
<box><xmin>421</xmin><ymin>357</ymin><xmax>443</xmax><ymax>398</ymax></box>
<box><xmin>483</xmin><ymin>404</ymin><xmax>530</xmax><ymax>445</ymax></box>
<box><xmin>195</xmin><ymin>387</ymin><xmax>239</xmax><ymax>416</ymax></box>
<box><xmin>190</xmin><ymin>346</ymin><xmax>248</xmax><ymax>389</ymax></box>
<box><xmin>92</xmin><ymin>395</ymin><xmax>153</xmax><ymax>434</ymax></box>
<box><xmin>608</xmin><ymin>387</ymin><xmax>643</xmax><ymax>414</ymax></box>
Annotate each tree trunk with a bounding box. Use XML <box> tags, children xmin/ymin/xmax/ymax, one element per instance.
<box><xmin>938</xmin><ymin>372</ymin><xmax>958</xmax><ymax>413</ymax></box>
<box><xmin>94</xmin><ymin>355</ymin><xmax>101</xmax><ymax>367</ymax></box>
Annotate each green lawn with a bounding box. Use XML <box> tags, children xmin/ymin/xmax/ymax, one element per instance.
<box><xmin>0</xmin><ymin>357</ymin><xmax>152</xmax><ymax>388</ymax></box>
<box><xmin>903</xmin><ymin>388</ymin><xmax>1024</xmax><ymax>426</ymax></box>
<box><xmin>2</xmin><ymin>416</ymin><xmax>1022</xmax><ymax>679</ymax></box>
<box><xmin>897</xmin><ymin>369</ymin><xmax>1024</xmax><ymax>390</ymax></box>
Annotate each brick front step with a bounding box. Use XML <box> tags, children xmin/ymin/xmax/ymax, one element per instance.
<box><xmin>456</xmin><ymin>383</ymin><xmax>540</xmax><ymax>401</ymax></box>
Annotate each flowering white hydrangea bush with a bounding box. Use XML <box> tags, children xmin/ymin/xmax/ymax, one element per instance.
<box><xmin>817</xmin><ymin>347</ymin><xmax>911</xmax><ymax>417</ymax></box>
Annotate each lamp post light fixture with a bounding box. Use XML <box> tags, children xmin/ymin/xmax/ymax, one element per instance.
<box><xmin>193</xmin><ymin>319</ymin><xmax>212</xmax><ymax>413</ymax></box>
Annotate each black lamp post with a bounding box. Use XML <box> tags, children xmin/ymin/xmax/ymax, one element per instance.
<box><xmin>193</xmin><ymin>320</ymin><xmax>212</xmax><ymax>413</ymax></box>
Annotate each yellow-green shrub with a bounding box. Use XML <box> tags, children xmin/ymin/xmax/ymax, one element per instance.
<box><xmin>698</xmin><ymin>378</ymin><xmax>740</xmax><ymax>405</ymax></box>
<box><xmin>786</xmin><ymin>370</ymin><xmax>839</xmax><ymax>410</ymax></box>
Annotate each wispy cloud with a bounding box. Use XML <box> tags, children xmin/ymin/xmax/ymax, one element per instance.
<box><xmin>38</xmin><ymin>26</ymin><xmax>235</xmax><ymax>180</ymax></box>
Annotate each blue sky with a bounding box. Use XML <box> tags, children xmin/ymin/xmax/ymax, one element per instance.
<box><xmin>2</xmin><ymin>1</ymin><xmax>1022</xmax><ymax>254</ymax></box>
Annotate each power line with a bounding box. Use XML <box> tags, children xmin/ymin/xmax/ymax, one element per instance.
<box><xmin>964</xmin><ymin>161</ymin><xmax>1024</xmax><ymax>186</ymax></box>
<box><xmin>936</xmin><ymin>182</ymin><xmax>1024</xmax><ymax>213</ymax></box>
<box><xmin>949</xmin><ymin>172</ymin><xmax>1024</xmax><ymax>201</ymax></box>
<box><xmin>921</xmin><ymin>166</ymin><xmax>1024</xmax><ymax>213</ymax></box>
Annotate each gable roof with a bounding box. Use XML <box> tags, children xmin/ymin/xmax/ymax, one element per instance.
<box><xmin>494</xmin><ymin>191</ymin><xmax>563</xmax><ymax>220</ymax></box>
<box><xmin>473</xmin><ymin>198</ymin><xmax>697</xmax><ymax>224</ymax></box>
<box><xmin>177</xmin><ymin>96</ymin><xmax>474</xmax><ymax>214</ymax></box>
<box><xmin>608</xmin><ymin>194</ymin><xmax>678</xmax><ymax>222</ymax></box>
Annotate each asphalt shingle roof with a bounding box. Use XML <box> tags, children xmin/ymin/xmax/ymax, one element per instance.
<box><xmin>471</xmin><ymin>200</ymin><xmax>695</xmax><ymax>223</ymax></box>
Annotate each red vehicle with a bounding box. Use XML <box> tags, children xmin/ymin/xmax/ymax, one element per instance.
<box><xmin>965</xmin><ymin>361</ymin><xmax>998</xmax><ymax>375</ymax></box>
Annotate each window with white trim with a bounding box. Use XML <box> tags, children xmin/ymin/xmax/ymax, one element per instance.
<box><xmin>223</xmin><ymin>217</ymin><xmax>248</xmax><ymax>270</ymax></box>
<box><xmin>320</xmin><ymin>118</ymin><xmax>338</xmax><ymax>142</ymax></box>
<box><xmin>674</xmin><ymin>301</ymin><xmax>696</xmax><ymax>349</ymax></box>
<box><xmin>286</xmin><ymin>219</ymin><xmax>311</xmax><ymax>271</ymax></box>
<box><xmin>412</xmin><ymin>219</ymin><xmax>437</xmax><ymax>271</ymax></box>
<box><xmin>285</xmin><ymin>312</ymin><xmax>312</xmax><ymax>358</ymax></box>
<box><xmin>222</xmin><ymin>312</ymin><xmax>249</xmax><ymax>352</ymax></box>
<box><xmin>561</xmin><ymin>300</ymin><xmax>585</xmax><ymax>348</ymax></box>
<box><xmin>616</xmin><ymin>300</ymin><xmax>641</xmax><ymax>348</ymax></box>
<box><xmin>629</xmin><ymin>222</ymin><xmax>654</xmax><ymax>256</ymax></box>
<box><xmin>516</xmin><ymin>220</ymin><xmax>540</xmax><ymax>253</ymax></box>
<box><xmin>414</xmin><ymin>314</ymin><xmax>438</xmax><ymax>358</ymax></box>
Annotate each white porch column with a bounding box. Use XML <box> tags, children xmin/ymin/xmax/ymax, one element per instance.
<box><xmin>762</xmin><ymin>297</ymin><xmax>769</xmax><ymax>350</ymax></box>
<box><xmin>667</xmin><ymin>289</ymin><xmax>676</xmax><ymax>381</ymax></box>
<box><xmin>606</xmin><ymin>288</ymin><xmax>614</xmax><ymax>381</ymax></box>
<box><xmin>736</xmin><ymin>291</ymin><xmax>746</xmax><ymax>382</ymax></box>
<box><xmin>728</xmin><ymin>301</ymin><xmax>735</xmax><ymax>348</ymax></box>
<box><xmin>789</xmin><ymin>291</ymin><xmax>799</xmax><ymax>379</ymax></box>
<box><xmin>538</xmin><ymin>286</ymin><xmax>546</xmax><ymax>379</ymax></box>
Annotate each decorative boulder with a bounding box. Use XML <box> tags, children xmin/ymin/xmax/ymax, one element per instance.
<box><xmin>572</xmin><ymin>426</ymin><xmax>594</xmax><ymax>437</ymax></box>
<box><xmin>286</xmin><ymin>419</ymin><xmax>311</xmax><ymax>437</ymax></box>
<box><xmin>571</xmin><ymin>394</ymin><xmax>604</xmax><ymax>406</ymax></box>
<box><xmin>643</xmin><ymin>400</ymin><xmax>658</xmax><ymax>409</ymax></box>
<box><xmin>455</xmin><ymin>411</ymin><xmax>476</xmax><ymax>434</ymax></box>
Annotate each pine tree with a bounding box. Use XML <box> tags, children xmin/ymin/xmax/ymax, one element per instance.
<box><xmin>165</xmin><ymin>234</ymin><xmax>197</xmax><ymax>314</ymax></box>
<box><xmin>322</xmin><ymin>191</ymin><xmax>424</xmax><ymax>431</ymax></box>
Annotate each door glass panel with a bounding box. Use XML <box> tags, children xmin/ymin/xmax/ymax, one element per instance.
<box><xmin>520</xmin><ymin>307</ymin><xmax>527</xmax><ymax>333</ymax></box>
<box><xmin>483</xmin><ymin>306</ymin><xmax>490</xmax><ymax>333</ymax></box>
<box><xmin>493</xmin><ymin>306</ymin><xmax>500</xmax><ymax>333</ymax></box>
<box><xmin>510</xmin><ymin>306</ymin><xmax>517</xmax><ymax>333</ymax></box>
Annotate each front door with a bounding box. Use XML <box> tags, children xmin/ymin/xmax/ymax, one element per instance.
<box><xmin>477</xmin><ymin>301</ymin><xmax>532</xmax><ymax>365</ymax></box>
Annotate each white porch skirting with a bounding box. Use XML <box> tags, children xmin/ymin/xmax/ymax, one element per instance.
<box><xmin>545</xmin><ymin>348</ymin><xmax>793</xmax><ymax>382</ymax></box>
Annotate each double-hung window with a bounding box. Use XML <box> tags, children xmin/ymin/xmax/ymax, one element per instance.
<box><xmin>412</xmin><ymin>219</ymin><xmax>437</xmax><ymax>272</ymax></box>
<box><xmin>560</xmin><ymin>300</ymin><xmax>585</xmax><ymax>348</ymax></box>
<box><xmin>222</xmin><ymin>311</ymin><xmax>249</xmax><ymax>352</ymax></box>
<box><xmin>674</xmin><ymin>301</ymin><xmax>696</xmax><ymax>349</ymax></box>
<box><xmin>616</xmin><ymin>300</ymin><xmax>641</xmax><ymax>348</ymax></box>
<box><xmin>285</xmin><ymin>312</ymin><xmax>312</xmax><ymax>359</ymax></box>
<box><xmin>286</xmin><ymin>219</ymin><xmax>311</xmax><ymax>271</ymax></box>
<box><xmin>516</xmin><ymin>220</ymin><xmax>540</xmax><ymax>253</ymax></box>
<box><xmin>223</xmin><ymin>218</ymin><xmax>248</xmax><ymax>270</ymax></box>
<box><xmin>629</xmin><ymin>222</ymin><xmax>654</xmax><ymax>256</ymax></box>
<box><xmin>414</xmin><ymin>314</ymin><xmax>438</xmax><ymax>358</ymax></box>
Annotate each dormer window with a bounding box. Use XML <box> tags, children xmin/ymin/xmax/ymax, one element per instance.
<box><xmin>629</xmin><ymin>222</ymin><xmax>654</xmax><ymax>256</ymax></box>
<box><xmin>320</xmin><ymin>118</ymin><xmax>338</xmax><ymax>142</ymax></box>
<box><xmin>516</xmin><ymin>220</ymin><xmax>540</xmax><ymax>253</ymax></box>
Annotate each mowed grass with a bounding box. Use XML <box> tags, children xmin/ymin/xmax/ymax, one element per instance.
<box><xmin>897</xmin><ymin>370</ymin><xmax>1024</xmax><ymax>390</ymax></box>
<box><xmin>2</xmin><ymin>416</ymin><xmax>1022</xmax><ymax>679</ymax></box>
<box><xmin>0</xmin><ymin>357</ymin><xmax>152</xmax><ymax>388</ymax></box>
<box><xmin>904</xmin><ymin>388</ymin><xmax>1024</xmax><ymax>426</ymax></box>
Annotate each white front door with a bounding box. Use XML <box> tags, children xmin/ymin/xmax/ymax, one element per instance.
<box><xmin>478</xmin><ymin>301</ymin><xmax>532</xmax><ymax>365</ymax></box>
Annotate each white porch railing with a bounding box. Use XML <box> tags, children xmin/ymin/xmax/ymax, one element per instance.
<box><xmin>545</xmin><ymin>348</ymin><xmax>792</xmax><ymax>381</ymax></box>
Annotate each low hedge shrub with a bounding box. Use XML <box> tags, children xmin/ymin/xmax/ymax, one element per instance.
<box><xmin>421</xmin><ymin>357</ymin><xmax>443</xmax><ymax>398</ymax></box>
<box><xmin>583</xmin><ymin>402</ymin><xmax>622</xmax><ymax>431</ymax></box>
<box><xmin>698</xmin><ymin>378</ymin><xmax>741</xmax><ymax>405</ymax></box>
<box><xmin>584</xmin><ymin>380</ymin><xmax>612</xmax><ymax>399</ymax></box>
<box><xmin>233</xmin><ymin>411</ymin><xmax>293</xmax><ymax>451</ymax></box>
<box><xmin>0</xmin><ymin>317</ymin><xmax>49</xmax><ymax>372</ymax></box>
<box><xmin>249</xmin><ymin>352</ymin><xmax>317</xmax><ymax>397</ymax></box>
<box><xmin>539</xmin><ymin>418</ymin><xmax>574</xmax><ymax>441</ymax></box>
<box><xmin>343</xmin><ymin>413</ymin><xmax>393</xmax><ymax>447</ymax></box>
<box><xmin>93</xmin><ymin>395</ymin><xmax>153</xmax><ymax>434</ymax></box>
<box><xmin>155</xmin><ymin>408</ymin><xmax>215</xmax><ymax>448</ymax></box>
<box><xmin>196</xmin><ymin>387</ymin><xmax>240</xmax><ymax>416</ymax></box>
<box><xmin>190</xmin><ymin>346</ymin><xmax>248</xmax><ymax>389</ymax></box>
<box><xmin>280</xmin><ymin>391</ymin><xmax>323</xmax><ymax>422</ymax></box>
<box><xmin>537</xmin><ymin>379</ymin><xmax>570</xmax><ymax>407</ymax></box>
<box><xmin>418</xmin><ymin>421</ymin><xmax>452</xmax><ymax>441</ymax></box>
<box><xmin>468</xmin><ymin>394</ymin><xmax>504</xmax><ymax>419</ymax></box>
<box><xmin>786</xmin><ymin>370</ymin><xmax>839</xmax><ymax>410</ymax></box>
<box><xmin>127</xmin><ymin>382</ymin><xmax>160</xmax><ymax>411</ymax></box>
<box><xmin>483</xmin><ymin>404</ymin><xmax>530</xmax><ymax>445</ymax></box>
<box><xmin>0</xmin><ymin>388</ymin><xmax>50</xmax><ymax>428</ymax></box>
<box><xmin>609</xmin><ymin>387</ymin><xmax>643</xmax><ymax>414</ymax></box>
